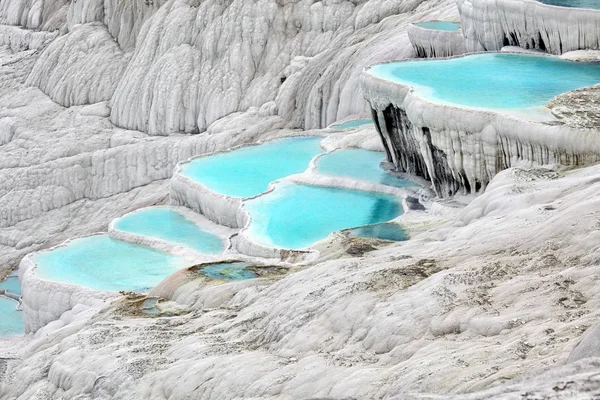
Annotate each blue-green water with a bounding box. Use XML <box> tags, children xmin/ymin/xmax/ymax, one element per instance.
<box><xmin>317</xmin><ymin>149</ymin><xmax>417</xmax><ymax>188</ymax></box>
<box><xmin>538</xmin><ymin>0</ymin><xmax>600</xmax><ymax>9</ymax></box>
<box><xmin>369</xmin><ymin>53</ymin><xmax>600</xmax><ymax>109</ymax></box>
<box><xmin>0</xmin><ymin>275</ymin><xmax>21</xmax><ymax>296</ymax></box>
<box><xmin>245</xmin><ymin>182</ymin><xmax>403</xmax><ymax>249</ymax></box>
<box><xmin>0</xmin><ymin>297</ymin><xmax>23</xmax><ymax>337</ymax></box>
<box><xmin>414</xmin><ymin>21</ymin><xmax>460</xmax><ymax>31</ymax></box>
<box><xmin>33</xmin><ymin>235</ymin><xmax>189</xmax><ymax>293</ymax></box>
<box><xmin>114</xmin><ymin>207</ymin><xmax>224</xmax><ymax>254</ymax></box>
<box><xmin>201</xmin><ymin>262</ymin><xmax>258</xmax><ymax>280</ymax></box>
<box><xmin>180</xmin><ymin>137</ymin><xmax>323</xmax><ymax>198</ymax></box>
<box><xmin>329</xmin><ymin>119</ymin><xmax>373</xmax><ymax>129</ymax></box>
<box><xmin>348</xmin><ymin>223</ymin><xmax>408</xmax><ymax>242</ymax></box>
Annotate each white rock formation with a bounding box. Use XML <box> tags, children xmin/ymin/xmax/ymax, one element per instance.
<box><xmin>458</xmin><ymin>0</ymin><xmax>600</xmax><ymax>55</ymax></box>
<box><xmin>3</xmin><ymin>0</ymin><xmax>600</xmax><ymax>397</ymax></box>
<box><xmin>407</xmin><ymin>22</ymin><xmax>467</xmax><ymax>58</ymax></box>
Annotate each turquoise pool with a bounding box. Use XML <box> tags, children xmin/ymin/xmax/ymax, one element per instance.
<box><xmin>245</xmin><ymin>182</ymin><xmax>403</xmax><ymax>249</ymax></box>
<box><xmin>329</xmin><ymin>119</ymin><xmax>373</xmax><ymax>129</ymax></box>
<box><xmin>0</xmin><ymin>273</ymin><xmax>21</xmax><ymax>296</ymax></box>
<box><xmin>114</xmin><ymin>207</ymin><xmax>224</xmax><ymax>254</ymax></box>
<box><xmin>317</xmin><ymin>149</ymin><xmax>416</xmax><ymax>188</ymax></box>
<box><xmin>348</xmin><ymin>223</ymin><xmax>408</xmax><ymax>242</ymax></box>
<box><xmin>0</xmin><ymin>297</ymin><xmax>23</xmax><ymax>337</ymax></box>
<box><xmin>538</xmin><ymin>0</ymin><xmax>600</xmax><ymax>9</ymax></box>
<box><xmin>33</xmin><ymin>235</ymin><xmax>189</xmax><ymax>293</ymax></box>
<box><xmin>200</xmin><ymin>262</ymin><xmax>257</xmax><ymax>281</ymax></box>
<box><xmin>414</xmin><ymin>21</ymin><xmax>460</xmax><ymax>31</ymax></box>
<box><xmin>180</xmin><ymin>137</ymin><xmax>323</xmax><ymax>198</ymax></box>
<box><xmin>369</xmin><ymin>53</ymin><xmax>600</xmax><ymax>110</ymax></box>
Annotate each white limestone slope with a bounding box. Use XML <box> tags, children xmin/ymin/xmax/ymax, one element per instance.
<box><xmin>4</xmin><ymin>162</ymin><xmax>600</xmax><ymax>398</ymax></box>
<box><xmin>458</xmin><ymin>0</ymin><xmax>600</xmax><ymax>55</ymax></box>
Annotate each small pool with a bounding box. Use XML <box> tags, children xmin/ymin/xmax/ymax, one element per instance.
<box><xmin>538</xmin><ymin>0</ymin><xmax>600</xmax><ymax>10</ymax></box>
<box><xmin>114</xmin><ymin>207</ymin><xmax>224</xmax><ymax>254</ymax></box>
<box><xmin>0</xmin><ymin>273</ymin><xmax>21</xmax><ymax>296</ymax></box>
<box><xmin>368</xmin><ymin>53</ymin><xmax>600</xmax><ymax>110</ymax></box>
<box><xmin>180</xmin><ymin>137</ymin><xmax>323</xmax><ymax>198</ymax></box>
<box><xmin>200</xmin><ymin>262</ymin><xmax>258</xmax><ymax>281</ymax></box>
<box><xmin>245</xmin><ymin>182</ymin><xmax>403</xmax><ymax>249</ymax></box>
<box><xmin>33</xmin><ymin>235</ymin><xmax>190</xmax><ymax>293</ymax></box>
<box><xmin>317</xmin><ymin>149</ymin><xmax>416</xmax><ymax>188</ymax></box>
<box><xmin>329</xmin><ymin>119</ymin><xmax>373</xmax><ymax>130</ymax></box>
<box><xmin>347</xmin><ymin>223</ymin><xmax>408</xmax><ymax>242</ymax></box>
<box><xmin>414</xmin><ymin>21</ymin><xmax>460</xmax><ymax>31</ymax></box>
<box><xmin>0</xmin><ymin>297</ymin><xmax>23</xmax><ymax>337</ymax></box>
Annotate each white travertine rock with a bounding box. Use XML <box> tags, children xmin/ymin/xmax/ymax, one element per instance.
<box><xmin>458</xmin><ymin>0</ymin><xmax>600</xmax><ymax>55</ymax></box>
<box><xmin>26</xmin><ymin>24</ymin><xmax>130</xmax><ymax>107</ymax></box>
<box><xmin>407</xmin><ymin>22</ymin><xmax>467</xmax><ymax>58</ymax></box>
<box><xmin>0</xmin><ymin>0</ymin><xmax>68</xmax><ymax>30</ymax></box>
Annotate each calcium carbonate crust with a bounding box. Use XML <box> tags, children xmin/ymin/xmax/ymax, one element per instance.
<box><xmin>407</xmin><ymin>22</ymin><xmax>468</xmax><ymax>58</ymax></box>
<box><xmin>458</xmin><ymin>0</ymin><xmax>600</xmax><ymax>55</ymax></box>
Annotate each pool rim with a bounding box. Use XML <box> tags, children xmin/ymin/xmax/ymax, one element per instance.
<box><xmin>109</xmin><ymin>205</ymin><xmax>233</xmax><ymax>262</ymax></box>
<box><xmin>410</xmin><ymin>20</ymin><xmax>462</xmax><ymax>32</ymax></box>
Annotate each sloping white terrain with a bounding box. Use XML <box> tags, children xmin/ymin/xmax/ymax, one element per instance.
<box><xmin>2</xmin><ymin>0</ymin><xmax>600</xmax><ymax>398</ymax></box>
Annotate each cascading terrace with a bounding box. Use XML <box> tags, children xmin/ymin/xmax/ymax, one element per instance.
<box><xmin>13</xmin><ymin>129</ymin><xmax>417</xmax><ymax>335</ymax></box>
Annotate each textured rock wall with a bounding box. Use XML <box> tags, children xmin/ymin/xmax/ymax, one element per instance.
<box><xmin>1</xmin><ymin>0</ymin><xmax>460</xmax><ymax>135</ymax></box>
<box><xmin>407</xmin><ymin>23</ymin><xmax>467</xmax><ymax>58</ymax></box>
<box><xmin>458</xmin><ymin>0</ymin><xmax>600</xmax><ymax>55</ymax></box>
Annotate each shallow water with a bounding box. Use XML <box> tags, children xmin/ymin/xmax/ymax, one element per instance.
<box><xmin>201</xmin><ymin>262</ymin><xmax>258</xmax><ymax>280</ymax></box>
<box><xmin>369</xmin><ymin>53</ymin><xmax>600</xmax><ymax>110</ymax></box>
<box><xmin>180</xmin><ymin>137</ymin><xmax>323</xmax><ymax>198</ymax></box>
<box><xmin>33</xmin><ymin>235</ymin><xmax>189</xmax><ymax>293</ymax></box>
<box><xmin>0</xmin><ymin>297</ymin><xmax>23</xmax><ymax>337</ymax></box>
<box><xmin>329</xmin><ymin>119</ymin><xmax>373</xmax><ymax>129</ymax></box>
<box><xmin>245</xmin><ymin>182</ymin><xmax>403</xmax><ymax>249</ymax></box>
<box><xmin>414</xmin><ymin>21</ymin><xmax>460</xmax><ymax>31</ymax></box>
<box><xmin>348</xmin><ymin>223</ymin><xmax>408</xmax><ymax>241</ymax></box>
<box><xmin>538</xmin><ymin>0</ymin><xmax>600</xmax><ymax>9</ymax></box>
<box><xmin>0</xmin><ymin>275</ymin><xmax>21</xmax><ymax>296</ymax></box>
<box><xmin>317</xmin><ymin>149</ymin><xmax>416</xmax><ymax>188</ymax></box>
<box><xmin>114</xmin><ymin>207</ymin><xmax>224</xmax><ymax>254</ymax></box>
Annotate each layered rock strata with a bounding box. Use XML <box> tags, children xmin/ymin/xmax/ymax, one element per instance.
<box><xmin>458</xmin><ymin>0</ymin><xmax>600</xmax><ymax>55</ymax></box>
<box><xmin>407</xmin><ymin>22</ymin><xmax>467</xmax><ymax>58</ymax></box>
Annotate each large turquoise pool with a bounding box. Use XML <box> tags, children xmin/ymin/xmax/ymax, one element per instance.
<box><xmin>538</xmin><ymin>0</ymin><xmax>600</xmax><ymax>9</ymax></box>
<box><xmin>369</xmin><ymin>53</ymin><xmax>600</xmax><ymax>110</ymax></box>
<box><xmin>329</xmin><ymin>119</ymin><xmax>373</xmax><ymax>130</ymax></box>
<box><xmin>180</xmin><ymin>137</ymin><xmax>323</xmax><ymax>198</ymax></box>
<box><xmin>114</xmin><ymin>207</ymin><xmax>224</xmax><ymax>254</ymax></box>
<box><xmin>0</xmin><ymin>297</ymin><xmax>23</xmax><ymax>337</ymax></box>
<box><xmin>317</xmin><ymin>149</ymin><xmax>416</xmax><ymax>188</ymax></box>
<box><xmin>245</xmin><ymin>182</ymin><xmax>403</xmax><ymax>249</ymax></box>
<box><xmin>414</xmin><ymin>21</ymin><xmax>460</xmax><ymax>31</ymax></box>
<box><xmin>33</xmin><ymin>235</ymin><xmax>189</xmax><ymax>293</ymax></box>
